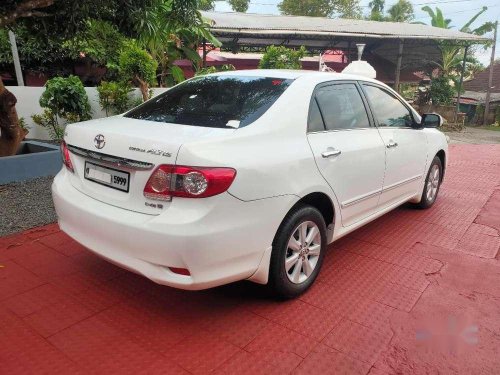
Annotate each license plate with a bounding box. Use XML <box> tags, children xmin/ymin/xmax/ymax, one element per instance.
<box><xmin>84</xmin><ymin>162</ymin><xmax>130</xmax><ymax>192</ymax></box>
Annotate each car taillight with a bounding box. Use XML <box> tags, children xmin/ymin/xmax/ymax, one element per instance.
<box><xmin>60</xmin><ymin>141</ymin><xmax>74</xmax><ymax>173</ymax></box>
<box><xmin>144</xmin><ymin>165</ymin><xmax>236</xmax><ymax>201</ymax></box>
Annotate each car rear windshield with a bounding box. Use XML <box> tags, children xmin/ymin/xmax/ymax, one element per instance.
<box><xmin>125</xmin><ymin>75</ymin><xmax>293</xmax><ymax>128</ymax></box>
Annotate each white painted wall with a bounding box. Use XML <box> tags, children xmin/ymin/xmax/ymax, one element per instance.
<box><xmin>7</xmin><ymin>87</ymin><xmax>169</xmax><ymax>140</ymax></box>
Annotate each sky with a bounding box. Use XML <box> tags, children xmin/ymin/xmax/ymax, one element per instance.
<box><xmin>213</xmin><ymin>0</ymin><xmax>499</xmax><ymax>66</ymax></box>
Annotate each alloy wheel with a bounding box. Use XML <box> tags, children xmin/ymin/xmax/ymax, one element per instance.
<box><xmin>285</xmin><ymin>221</ymin><xmax>322</xmax><ymax>284</ymax></box>
<box><xmin>426</xmin><ymin>164</ymin><xmax>440</xmax><ymax>202</ymax></box>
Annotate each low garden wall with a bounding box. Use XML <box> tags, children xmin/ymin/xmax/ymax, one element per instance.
<box><xmin>7</xmin><ymin>86</ymin><xmax>168</xmax><ymax>140</ymax></box>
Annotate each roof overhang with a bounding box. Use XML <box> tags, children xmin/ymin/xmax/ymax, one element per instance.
<box><xmin>202</xmin><ymin>11</ymin><xmax>491</xmax><ymax>72</ymax></box>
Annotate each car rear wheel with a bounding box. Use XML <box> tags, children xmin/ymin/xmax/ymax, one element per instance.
<box><xmin>268</xmin><ymin>205</ymin><xmax>326</xmax><ymax>299</ymax></box>
<box><xmin>417</xmin><ymin>156</ymin><xmax>442</xmax><ymax>209</ymax></box>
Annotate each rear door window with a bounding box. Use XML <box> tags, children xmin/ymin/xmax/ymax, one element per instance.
<box><xmin>125</xmin><ymin>76</ymin><xmax>293</xmax><ymax>128</ymax></box>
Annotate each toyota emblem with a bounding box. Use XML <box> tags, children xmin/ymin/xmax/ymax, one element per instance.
<box><xmin>94</xmin><ymin>134</ymin><xmax>105</xmax><ymax>149</ymax></box>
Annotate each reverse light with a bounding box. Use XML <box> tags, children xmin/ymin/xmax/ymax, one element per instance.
<box><xmin>144</xmin><ymin>165</ymin><xmax>236</xmax><ymax>201</ymax></box>
<box><xmin>60</xmin><ymin>141</ymin><xmax>74</xmax><ymax>172</ymax></box>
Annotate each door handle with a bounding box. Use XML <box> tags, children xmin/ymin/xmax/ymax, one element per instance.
<box><xmin>321</xmin><ymin>149</ymin><xmax>342</xmax><ymax>158</ymax></box>
<box><xmin>386</xmin><ymin>141</ymin><xmax>398</xmax><ymax>149</ymax></box>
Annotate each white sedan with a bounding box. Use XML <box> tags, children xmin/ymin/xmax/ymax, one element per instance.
<box><xmin>53</xmin><ymin>70</ymin><xmax>447</xmax><ymax>298</ymax></box>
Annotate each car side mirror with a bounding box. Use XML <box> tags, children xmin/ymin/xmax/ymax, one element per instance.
<box><xmin>421</xmin><ymin>113</ymin><xmax>443</xmax><ymax>128</ymax></box>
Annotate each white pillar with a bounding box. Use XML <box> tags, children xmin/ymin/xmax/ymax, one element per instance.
<box><xmin>8</xmin><ymin>30</ymin><xmax>24</xmax><ymax>86</ymax></box>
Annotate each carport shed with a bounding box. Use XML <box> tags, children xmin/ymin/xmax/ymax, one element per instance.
<box><xmin>202</xmin><ymin>11</ymin><xmax>489</xmax><ymax>92</ymax></box>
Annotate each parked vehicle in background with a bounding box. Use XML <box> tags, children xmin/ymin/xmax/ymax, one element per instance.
<box><xmin>52</xmin><ymin>70</ymin><xmax>447</xmax><ymax>298</ymax></box>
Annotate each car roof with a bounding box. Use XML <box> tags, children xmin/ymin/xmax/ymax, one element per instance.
<box><xmin>212</xmin><ymin>69</ymin><xmax>382</xmax><ymax>85</ymax></box>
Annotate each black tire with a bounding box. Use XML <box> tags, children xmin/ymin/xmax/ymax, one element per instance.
<box><xmin>417</xmin><ymin>156</ymin><xmax>442</xmax><ymax>209</ymax></box>
<box><xmin>268</xmin><ymin>204</ymin><xmax>327</xmax><ymax>299</ymax></box>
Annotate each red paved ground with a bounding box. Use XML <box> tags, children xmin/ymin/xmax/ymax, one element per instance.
<box><xmin>1</xmin><ymin>144</ymin><xmax>500</xmax><ymax>374</ymax></box>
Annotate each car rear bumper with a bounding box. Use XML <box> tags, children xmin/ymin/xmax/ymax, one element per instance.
<box><xmin>52</xmin><ymin>170</ymin><xmax>296</xmax><ymax>290</ymax></box>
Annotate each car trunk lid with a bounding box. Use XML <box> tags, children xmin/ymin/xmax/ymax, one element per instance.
<box><xmin>64</xmin><ymin>116</ymin><xmax>233</xmax><ymax>214</ymax></box>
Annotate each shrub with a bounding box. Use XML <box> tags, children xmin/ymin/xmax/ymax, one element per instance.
<box><xmin>33</xmin><ymin>75</ymin><xmax>90</xmax><ymax>141</ymax></box>
<box><xmin>259</xmin><ymin>45</ymin><xmax>306</xmax><ymax>70</ymax></box>
<box><xmin>97</xmin><ymin>81</ymin><xmax>134</xmax><ymax>116</ymax></box>
<box><xmin>119</xmin><ymin>42</ymin><xmax>158</xmax><ymax>101</ymax></box>
<box><xmin>32</xmin><ymin>109</ymin><xmax>63</xmax><ymax>141</ymax></box>
<box><xmin>39</xmin><ymin>75</ymin><xmax>91</xmax><ymax>120</ymax></box>
<box><xmin>429</xmin><ymin>75</ymin><xmax>455</xmax><ymax>106</ymax></box>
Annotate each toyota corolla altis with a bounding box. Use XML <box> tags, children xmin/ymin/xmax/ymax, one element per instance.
<box><xmin>53</xmin><ymin>70</ymin><xmax>447</xmax><ymax>298</ymax></box>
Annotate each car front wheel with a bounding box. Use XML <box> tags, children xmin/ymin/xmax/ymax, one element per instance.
<box><xmin>417</xmin><ymin>156</ymin><xmax>442</xmax><ymax>209</ymax></box>
<box><xmin>268</xmin><ymin>205</ymin><xmax>326</xmax><ymax>299</ymax></box>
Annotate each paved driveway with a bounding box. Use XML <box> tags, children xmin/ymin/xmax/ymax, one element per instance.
<box><xmin>1</xmin><ymin>144</ymin><xmax>500</xmax><ymax>374</ymax></box>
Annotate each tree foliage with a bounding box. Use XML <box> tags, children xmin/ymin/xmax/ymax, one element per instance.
<box><xmin>278</xmin><ymin>0</ymin><xmax>336</xmax><ymax>17</ymax></box>
<box><xmin>259</xmin><ymin>45</ymin><xmax>306</xmax><ymax>69</ymax></box>
<box><xmin>198</xmin><ymin>0</ymin><xmax>215</xmax><ymax>10</ymax></box>
<box><xmin>63</xmin><ymin>20</ymin><xmax>125</xmax><ymax>68</ymax></box>
<box><xmin>228</xmin><ymin>0</ymin><xmax>249</xmax><ymax>13</ymax></box>
<box><xmin>387</xmin><ymin>0</ymin><xmax>414</xmax><ymax>22</ymax></box>
<box><xmin>368</xmin><ymin>0</ymin><xmax>384</xmax><ymax>21</ymax></box>
<box><xmin>136</xmin><ymin>0</ymin><xmax>220</xmax><ymax>87</ymax></box>
<box><xmin>278</xmin><ymin>0</ymin><xmax>361</xmax><ymax>18</ymax></box>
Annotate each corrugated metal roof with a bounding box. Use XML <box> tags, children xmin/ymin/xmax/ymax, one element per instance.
<box><xmin>202</xmin><ymin>11</ymin><xmax>489</xmax><ymax>42</ymax></box>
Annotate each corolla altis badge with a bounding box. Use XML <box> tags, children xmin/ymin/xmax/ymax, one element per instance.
<box><xmin>129</xmin><ymin>146</ymin><xmax>172</xmax><ymax>158</ymax></box>
<box><xmin>94</xmin><ymin>134</ymin><xmax>105</xmax><ymax>149</ymax></box>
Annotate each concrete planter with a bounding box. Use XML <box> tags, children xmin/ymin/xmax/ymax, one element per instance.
<box><xmin>0</xmin><ymin>141</ymin><xmax>62</xmax><ymax>185</ymax></box>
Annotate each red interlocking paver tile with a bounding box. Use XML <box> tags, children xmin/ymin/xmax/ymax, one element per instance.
<box><xmin>300</xmin><ymin>279</ymin><xmax>371</xmax><ymax>316</ymax></box>
<box><xmin>72</xmin><ymin>282</ymin><xmax>127</xmax><ymax>312</ymax></box>
<box><xmin>13</xmin><ymin>246</ymin><xmax>79</xmax><ymax>278</ymax></box>
<box><xmin>467</xmin><ymin>222</ymin><xmax>499</xmax><ymax>237</ymax></box>
<box><xmin>2</xmin><ymin>144</ymin><xmax>500</xmax><ymax>374</ymax></box>
<box><xmin>392</xmin><ymin>252</ymin><xmax>443</xmax><ymax>275</ymax></box>
<box><xmin>0</xmin><ymin>260</ymin><xmax>45</xmax><ymax>301</ymax></box>
<box><xmin>322</xmin><ymin>319</ymin><xmax>393</xmax><ymax>365</ymax></box>
<box><xmin>49</xmin><ymin>315</ymin><xmax>186</xmax><ymax>374</ymax></box>
<box><xmin>257</xmin><ymin>298</ymin><xmax>342</xmax><ymax>341</ymax></box>
<box><xmin>39</xmin><ymin>231</ymin><xmax>86</xmax><ymax>256</ymax></box>
<box><xmin>245</xmin><ymin>321</ymin><xmax>317</xmax><ymax>359</ymax></box>
<box><xmin>295</xmin><ymin>346</ymin><xmax>371</xmax><ymax>375</ymax></box>
<box><xmin>214</xmin><ymin>349</ymin><xmax>284</xmax><ymax>375</ymax></box>
<box><xmin>23</xmin><ymin>224</ymin><xmax>61</xmax><ymax>240</ymax></box>
<box><xmin>383</xmin><ymin>264</ymin><xmax>430</xmax><ymax>292</ymax></box>
<box><xmin>71</xmin><ymin>251</ymin><xmax>126</xmax><ymax>282</ymax></box>
<box><xmin>456</xmin><ymin>224</ymin><xmax>500</xmax><ymax>259</ymax></box>
<box><xmin>0</xmin><ymin>308</ymin><xmax>81</xmax><ymax>374</ymax></box>
<box><xmin>97</xmin><ymin>301</ymin><xmax>205</xmax><ymax>355</ymax></box>
<box><xmin>349</xmin><ymin>300</ymin><xmax>395</xmax><ymax>334</ymax></box>
<box><xmin>4</xmin><ymin>283</ymin><xmax>67</xmax><ymax>317</ymax></box>
<box><xmin>200</xmin><ymin>306</ymin><xmax>270</xmax><ymax>348</ymax></box>
<box><xmin>0</xmin><ymin>239</ymin><xmax>49</xmax><ymax>262</ymax></box>
<box><xmin>240</xmin><ymin>349</ymin><xmax>303</xmax><ymax>374</ymax></box>
<box><xmin>23</xmin><ymin>295</ymin><xmax>94</xmax><ymax>337</ymax></box>
<box><xmin>370</xmin><ymin>279</ymin><xmax>423</xmax><ymax>312</ymax></box>
<box><xmin>163</xmin><ymin>330</ymin><xmax>241</xmax><ymax>374</ymax></box>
